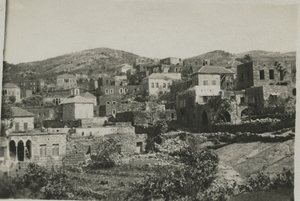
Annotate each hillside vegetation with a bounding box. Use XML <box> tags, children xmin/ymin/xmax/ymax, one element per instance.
<box><xmin>3</xmin><ymin>47</ymin><xmax>153</xmax><ymax>82</ymax></box>
<box><xmin>2</xmin><ymin>48</ymin><xmax>296</xmax><ymax>83</ymax></box>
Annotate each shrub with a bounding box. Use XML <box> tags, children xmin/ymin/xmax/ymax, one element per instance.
<box><xmin>128</xmin><ymin>140</ymin><xmax>219</xmax><ymax>200</ymax></box>
<box><xmin>88</xmin><ymin>138</ymin><xmax>119</xmax><ymax>169</ymax></box>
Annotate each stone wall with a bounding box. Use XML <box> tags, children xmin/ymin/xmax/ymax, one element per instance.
<box><xmin>8</xmin><ymin>132</ymin><xmax>67</xmax><ymax>167</ymax></box>
<box><xmin>170</xmin><ymin>80</ymin><xmax>192</xmax><ymax>101</ymax></box>
<box><xmin>12</xmin><ymin>117</ymin><xmax>34</xmax><ymax>132</ymax></box>
<box><xmin>236</xmin><ymin>59</ymin><xmax>294</xmax><ymax>90</ymax></box>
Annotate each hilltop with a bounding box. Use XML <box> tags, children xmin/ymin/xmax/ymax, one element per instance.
<box><xmin>3</xmin><ymin>47</ymin><xmax>154</xmax><ymax>82</ymax></box>
<box><xmin>2</xmin><ymin>48</ymin><xmax>296</xmax><ymax>83</ymax></box>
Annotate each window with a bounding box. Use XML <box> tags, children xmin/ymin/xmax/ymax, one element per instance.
<box><xmin>15</xmin><ymin>123</ymin><xmax>19</xmax><ymax>131</ymax></box>
<box><xmin>106</xmin><ymin>101</ymin><xmax>110</xmax><ymax>105</ymax></box>
<box><xmin>105</xmin><ymin>89</ymin><xmax>109</xmax><ymax>94</ymax></box>
<box><xmin>151</xmin><ymin>83</ymin><xmax>154</xmax><ymax>88</ymax></box>
<box><xmin>203</xmin><ymin>80</ymin><xmax>209</xmax><ymax>85</ymax></box>
<box><xmin>163</xmin><ymin>83</ymin><xmax>166</xmax><ymax>88</ymax></box>
<box><xmin>247</xmin><ymin>71</ymin><xmax>250</xmax><ymax>81</ymax></box>
<box><xmin>156</xmin><ymin>83</ymin><xmax>159</xmax><ymax>88</ymax></box>
<box><xmin>40</xmin><ymin>145</ymin><xmax>47</xmax><ymax>157</ymax></box>
<box><xmin>280</xmin><ymin>71</ymin><xmax>284</xmax><ymax>81</ymax></box>
<box><xmin>241</xmin><ymin>73</ymin><xmax>244</xmax><ymax>82</ymax></box>
<box><xmin>269</xmin><ymin>70</ymin><xmax>274</xmax><ymax>79</ymax></box>
<box><xmin>112</xmin><ymin>101</ymin><xmax>116</xmax><ymax>105</ymax></box>
<box><xmin>175</xmin><ymin>68</ymin><xmax>178</xmax><ymax>72</ymax></box>
<box><xmin>203</xmin><ymin>96</ymin><xmax>208</xmax><ymax>103</ymax></box>
<box><xmin>119</xmin><ymin>88</ymin><xmax>123</xmax><ymax>94</ymax></box>
<box><xmin>125</xmin><ymin>88</ymin><xmax>128</xmax><ymax>93</ymax></box>
<box><xmin>24</xmin><ymin>123</ymin><xmax>28</xmax><ymax>131</ymax></box>
<box><xmin>179</xmin><ymin>68</ymin><xmax>182</xmax><ymax>72</ymax></box>
<box><xmin>110</xmin><ymin>89</ymin><xmax>114</xmax><ymax>94</ymax></box>
<box><xmin>195</xmin><ymin>62</ymin><xmax>198</xmax><ymax>65</ymax></box>
<box><xmin>112</xmin><ymin>109</ymin><xmax>116</xmax><ymax>115</ymax></box>
<box><xmin>259</xmin><ymin>70</ymin><xmax>264</xmax><ymax>80</ymax></box>
<box><xmin>52</xmin><ymin>144</ymin><xmax>59</xmax><ymax>156</ymax></box>
<box><xmin>240</xmin><ymin>97</ymin><xmax>245</xmax><ymax>103</ymax></box>
<box><xmin>211</xmin><ymin>80</ymin><xmax>216</xmax><ymax>85</ymax></box>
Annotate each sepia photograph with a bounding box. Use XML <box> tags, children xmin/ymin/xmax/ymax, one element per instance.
<box><xmin>0</xmin><ymin>0</ymin><xmax>298</xmax><ymax>200</ymax></box>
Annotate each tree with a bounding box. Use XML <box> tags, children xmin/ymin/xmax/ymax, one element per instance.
<box><xmin>8</xmin><ymin>95</ymin><xmax>16</xmax><ymax>103</ymax></box>
<box><xmin>206</xmin><ymin>96</ymin><xmax>232</xmax><ymax>124</ymax></box>
<box><xmin>22</xmin><ymin>95</ymin><xmax>43</xmax><ymax>106</ymax></box>
<box><xmin>1</xmin><ymin>97</ymin><xmax>13</xmax><ymax>120</ymax></box>
<box><xmin>236</xmin><ymin>54</ymin><xmax>253</xmax><ymax>63</ymax></box>
<box><xmin>1</xmin><ymin>97</ymin><xmax>13</xmax><ymax>136</ymax></box>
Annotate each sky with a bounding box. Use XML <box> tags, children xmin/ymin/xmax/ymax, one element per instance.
<box><xmin>3</xmin><ymin>0</ymin><xmax>299</xmax><ymax>64</ymax></box>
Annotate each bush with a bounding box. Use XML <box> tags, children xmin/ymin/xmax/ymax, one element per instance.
<box><xmin>88</xmin><ymin>138</ymin><xmax>119</xmax><ymax>169</ymax></box>
<box><xmin>128</xmin><ymin>140</ymin><xmax>219</xmax><ymax>200</ymax></box>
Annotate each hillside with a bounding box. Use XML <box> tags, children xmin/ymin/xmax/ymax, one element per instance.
<box><xmin>3</xmin><ymin>48</ymin><xmax>296</xmax><ymax>83</ymax></box>
<box><xmin>184</xmin><ymin>50</ymin><xmax>234</xmax><ymax>66</ymax></box>
<box><xmin>3</xmin><ymin>47</ymin><xmax>153</xmax><ymax>82</ymax></box>
<box><xmin>184</xmin><ymin>50</ymin><xmax>296</xmax><ymax>67</ymax></box>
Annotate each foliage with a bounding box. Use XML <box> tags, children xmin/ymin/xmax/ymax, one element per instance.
<box><xmin>1</xmin><ymin>97</ymin><xmax>13</xmax><ymax>120</ymax></box>
<box><xmin>8</xmin><ymin>95</ymin><xmax>16</xmax><ymax>103</ymax></box>
<box><xmin>0</xmin><ymin>175</ymin><xmax>22</xmax><ymax>198</ymax></box>
<box><xmin>129</xmin><ymin>140</ymin><xmax>219</xmax><ymax>201</ymax></box>
<box><xmin>235</xmin><ymin>54</ymin><xmax>253</xmax><ymax>63</ymax></box>
<box><xmin>0</xmin><ymin>163</ymin><xmax>73</xmax><ymax>199</ymax></box>
<box><xmin>145</xmin><ymin>120</ymin><xmax>169</xmax><ymax>152</ymax></box>
<box><xmin>22</xmin><ymin>95</ymin><xmax>43</xmax><ymax>106</ymax></box>
<box><xmin>89</xmin><ymin>138</ymin><xmax>119</xmax><ymax>169</ymax></box>
<box><xmin>128</xmin><ymin>73</ymin><xmax>142</xmax><ymax>85</ymax></box>
<box><xmin>206</xmin><ymin>96</ymin><xmax>232</xmax><ymax>123</ymax></box>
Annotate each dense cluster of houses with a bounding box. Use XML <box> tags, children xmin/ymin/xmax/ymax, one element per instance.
<box><xmin>0</xmin><ymin>54</ymin><xmax>296</xmax><ymax>173</ymax></box>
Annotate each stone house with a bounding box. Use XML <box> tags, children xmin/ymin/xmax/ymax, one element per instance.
<box><xmin>11</xmin><ymin>107</ymin><xmax>34</xmax><ymax>132</ymax></box>
<box><xmin>61</xmin><ymin>96</ymin><xmax>94</xmax><ymax>121</ymax></box>
<box><xmin>6</xmin><ymin>131</ymin><xmax>66</xmax><ymax>168</ymax></box>
<box><xmin>175</xmin><ymin>66</ymin><xmax>235</xmax><ymax>130</ymax></box>
<box><xmin>160</xmin><ymin>57</ymin><xmax>183</xmax><ymax>65</ymax></box>
<box><xmin>245</xmin><ymin>85</ymin><xmax>289</xmax><ymax>115</ymax></box>
<box><xmin>80</xmin><ymin>92</ymin><xmax>97</xmax><ymax>106</ymax></box>
<box><xmin>170</xmin><ymin>80</ymin><xmax>193</xmax><ymax>102</ymax></box>
<box><xmin>183</xmin><ymin>58</ymin><xmax>211</xmax><ymax>69</ymax></box>
<box><xmin>2</xmin><ymin>83</ymin><xmax>21</xmax><ymax>103</ymax></box>
<box><xmin>115</xmin><ymin>63</ymin><xmax>133</xmax><ymax>74</ymax></box>
<box><xmin>24</xmin><ymin>107</ymin><xmax>55</xmax><ymax>127</ymax></box>
<box><xmin>99</xmin><ymin>99</ymin><xmax>140</xmax><ymax>117</ymax></box>
<box><xmin>56</xmin><ymin>73</ymin><xmax>77</xmax><ymax>89</ymax></box>
<box><xmin>236</xmin><ymin>59</ymin><xmax>294</xmax><ymax>115</ymax></box>
<box><xmin>16</xmin><ymin>79</ymin><xmax>45</xmax><ymax>93</ymax></box>
<box><xmin>20</xmin><ymin>89</ymin><xmax>33</xmax><ymax>99</ymax></box>
<box><xmin>236</xmin><ymin>60</ymin><xmax>293</xmax><ymax>90</ymax></box>
<box><xmin>141</xmin><ymin>73</ymin><xmax>182</xmax><ymax>97</ymax></box>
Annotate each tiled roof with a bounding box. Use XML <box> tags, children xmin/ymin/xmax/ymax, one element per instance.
<box><xmin>60</xmin><ymin>95</ymin><xmax>94</xmax><ymax>104</ymax></box>
<box><xmin>115</xmin><ymin>63</ymin><xmax>133</xmax><ymax>69</ymax></box>
<box><xmin>11</xmin><ymin>107</ymin><xmax>34</xmax><ymax>117</ymax></box>
<box><xmin>81</xmin><ymin>92</ymin><xmax>96</xmax><ymax>99</ymax></box>
<box><xmin>147</xmin><ymin>73</ymin><xmax>173</xmax><ymax>80</ymax></box>
<box><xmin>57</xmin><ymin>73</ymin><xmax>76</xmax><ymax>79</ymax></box>
<box><xmin>196</xmin><ymin>66</ymin><xmax>234</xmax><ymax>74</ymax></box>
<box><xmin>3</xmin><ymin>83</ymin><xmax>20</xmax><ymax>89</ymax></box>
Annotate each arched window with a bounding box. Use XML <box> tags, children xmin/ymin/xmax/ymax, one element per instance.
<box><xmin>119</xmin><ymin>88</ymin><xmax>123</xmax><ymax>94</ymax></box>
<box><xmin>25</xmin><ymin>140</ymin><xmax>32</xmax><ymax>159</ymax></box>
<box><xmin>17</xmin><ymin>140</ymin><xmax>24</xmax><ymax>161</ymax></box>
<box><xmin>110</xmin><ymin>89</ymin><xmax>114</xmax><ymax>94</ymax></box>
<box><xmin>105</xmin><ymin>89</ymin><xmax>109</xmax><ymax>94</ymax></box>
